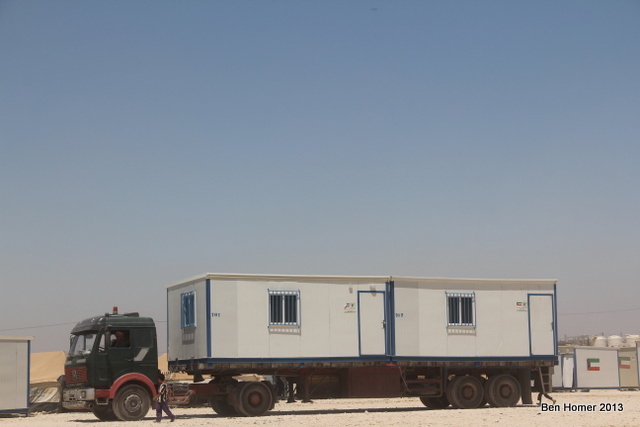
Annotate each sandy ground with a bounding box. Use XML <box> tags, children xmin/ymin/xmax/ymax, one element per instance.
<box><xmin>3</xmin><ymin>390</ymin><xmax>640</xmax><ymax>426</ymax></box>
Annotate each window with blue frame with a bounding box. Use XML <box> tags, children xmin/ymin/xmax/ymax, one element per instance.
<box><xmin>446</xmin><ymin>292</ymin><xmax>475</xmax><ymax>326</ymax></box>
<box><xmin>269</xmin><ymin>290</ymin><xmax>300</xmax><ymax>326</ymax></box>
<box><xmin>181</xmin><ymin>291</ymin><xmax>196</xmax><ymax>328</ymax></box>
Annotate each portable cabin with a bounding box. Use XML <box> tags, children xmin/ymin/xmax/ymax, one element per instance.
<box><xmin>618</xmin><ymin>347</ymin><xmax>638</xmax><ymax>388</ymax></box>
<box><xmin>573</xmin><ymin>346</ymin><xmax>620</xmax><ymax>389</ymax></box>
<box><xmin>0</xmin><ymin>336</ymin><xmax>33</xmax><ymax>416</ymax></box>
<box><xmin>167</xmin><ymin>274</ymin><xmax>391</xmax><ymax>363</ymax></box>
<box><xmin>166</xmin><ymin>274</ymin><xmax>557</xmax><ymax>366</ymax></box>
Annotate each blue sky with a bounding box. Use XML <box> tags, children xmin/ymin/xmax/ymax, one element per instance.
<box><xmin>1</xmin><ymin>1</ymin><xmax>639</xmax><ymax>352</ymax></box>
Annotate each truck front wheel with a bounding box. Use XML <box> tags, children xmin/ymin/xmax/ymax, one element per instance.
<box><xmin>92</xmin><ymin>403</ymin><xmax>118</xmax><ymax>421</ymax></box>
<box><xmin>112</xmin><ymin>384</ymin><xmax>151</xmax><ymax>421</ymax></box>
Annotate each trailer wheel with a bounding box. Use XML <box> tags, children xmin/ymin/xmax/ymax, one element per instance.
<box><xmin>478</xmin><ymin>377</ymin><xmax>488</xmax><ymax>407</ymax></box>
<box><xmin>210</xmin><ymin>398</ymin><xmax>239</xmax><ymax>416</ymax></box>
<box><xmin>485</xmin><ymin>374</ymin><xmax>521</xmax><ymax>407</ymax></box>
<box><xmin>446</xmin><ymin>376</ymin><xmax>484</xmax><ymax>409</ymax></box>
<box><xmin>92</xmin><ymin>403</ymin><xmax>118</xmax><ymax>421</ymax></box>
<box><xmin>112</xmin><ymin>384</ymin><xmax>151</xmax><ymax>421</ymax></box>
<box><xmin>420</xmin><ymin>395</ymin><xmax>450</xmax><ymax>409</ymax></box>
<box><xmin>234</xmin><ymin>382</ymin><xmax>274</xmax><ymax>417</ymax></box>
<box><xmin>483</xmin><ymin>377</ymin><xmax>496</xmax><ymax>406</ymax></box>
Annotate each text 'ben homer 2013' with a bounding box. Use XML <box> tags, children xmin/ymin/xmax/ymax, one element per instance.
<box><xmin>541</xmin><ymin>403</ymin><xmax>624</xmax><ymax>412</ymax></box>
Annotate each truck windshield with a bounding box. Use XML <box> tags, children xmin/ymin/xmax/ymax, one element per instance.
<box><xmin>69</xmin><ymin>333</ymin><xmax>98</xmax><ymax>357</ymax></box>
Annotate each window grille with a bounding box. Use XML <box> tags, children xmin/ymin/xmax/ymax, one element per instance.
<box><xmin>181</xmin><ymin>291</ymin><xmax>196</xmax><ymax>328</ymax></box>
<box><xmin>269</xmin><ymin>290</ymin><xmax>300</xmax><ymax>326</ymax></box>
<box><xmin>446</xmin><ymin>292</ymin><xmax>475</xmax><ymax>327</ymax></box>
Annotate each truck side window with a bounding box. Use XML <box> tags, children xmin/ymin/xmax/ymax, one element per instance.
<box><xmin>111</xmin><ymin>330</ymin><xmax>130</xmax><ymax>348</ymax></box>
<box><xmin>132</xmin><ymin>329</ymin><xmax>154</xmax><ymax>348</ymax></box>
<box><xmin>98</xmin><ymin>333</ymin><xmax>107</xmax><ymax>353</ymax></box>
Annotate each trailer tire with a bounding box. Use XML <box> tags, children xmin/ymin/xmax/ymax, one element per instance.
<box><xmin>233</xmin><ymin>382</ymin><xmax>274</xmax><ymax>417</ymax></box>
<box><xmin>93</xmin><ymin>403</ymin><xmax>118</xmax><ymax>421</ymax></box>
<box><xmin>479</xmin><ymin>377</ymin><xmax>488</xmax><ymax>407</ymax></box>
<box><xmin>446</xmin><ymin>376</ymin><xmax>484</xmax><ymax>409</ymax></box>
<box><xmin>420</xmin><ymin>395</ymin><xmax>450</xmax><ymax>409</ymax></box>
<box><xmin>485</xmin><ymin>374</ymin><xmax>520</xmax><ymax>407</ymax></box>
<box><xmin>210</xmin><ymin>398</ymin><xmax>239</xmax><ymax>416</ymax></box>
<box><xmin>112</xmin><ymin>384</ymin><xmax>151</xmax><ymax>421</ymax></box>
<box><xmin>484</xmin><ymin>377</ymin><xmax>497</xmax><ymax>406</ymax></box>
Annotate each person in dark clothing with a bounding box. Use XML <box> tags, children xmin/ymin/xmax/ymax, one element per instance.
<box><xmin>111</xmin><ymin>331</ymin><xmax>129</xmax><ymax>348</ymax></box>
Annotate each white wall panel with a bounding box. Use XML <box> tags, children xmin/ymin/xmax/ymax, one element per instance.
<box><xmin>393</xmin><ymin>284</ymin><xmax>419</xmax><ymax>357</ymax></box>
<box><xmin>210</xmin><ymin>280</ymin><xmax>238</xmax><ymax>358</ymax></box>
<box><xmin>0</xmin><ymin>338</ymin><xmax>31</xmax><ymax>413</ymax></box>
<box><xmin>575</xmin><ymin>347</ymin><xmax>620</xmax><ymax>388</ymax></box>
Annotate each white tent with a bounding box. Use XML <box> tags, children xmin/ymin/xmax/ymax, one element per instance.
<box><xmin>29</xmin><ymin>351</ymin><xmax>65</xmax><ymax>412</ymax></box>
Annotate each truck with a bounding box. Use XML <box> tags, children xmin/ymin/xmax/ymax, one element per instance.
<box><xmin>62</xmin><ymin>308</ymin><xmax>158</xmax><ymax>420</ymax></box>
<box><xmin>63</xmin><ymin>274</ymin><xmax>558</xmax><ymax>421</ymax></box>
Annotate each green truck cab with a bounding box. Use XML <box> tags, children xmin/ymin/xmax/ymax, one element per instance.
<box><xmin>62</xmin><ymin>308</ymin><xmax>158</xmax><ymax>421</ymax></box>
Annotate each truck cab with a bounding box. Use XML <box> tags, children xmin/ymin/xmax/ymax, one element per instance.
<box><xmin>63</xmin><ymin>308</ymin><xmax>158</xmax><ymax>421</ymax></box>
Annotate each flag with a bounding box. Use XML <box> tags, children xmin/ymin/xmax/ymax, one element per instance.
<box><xmin>587</xmin><ymin>358</ymin><xmax>600</xmax><ymax>371</ymax></box>
<box><xmin>620</xmin><ymin>357</ymin><xmax>631</xmax><ymax>370</ymax></box>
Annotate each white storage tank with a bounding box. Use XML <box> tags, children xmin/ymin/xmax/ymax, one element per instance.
<box><xmin>607</xmin><ymin>335</ymin><xmax>623</xmax><ymax>348</ymax></box>
<box><xmin>624</xmin><ymin>334</ymin><xmax>640</xmax><ymax>347</ymax></box>
<box><xmin>591</xmin><ymin>336</ymin><xmax>607</xmax><ymax>347</ymax></box>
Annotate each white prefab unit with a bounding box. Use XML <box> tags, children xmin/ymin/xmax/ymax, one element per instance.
<box><xmin>562</xmin><ymin>353</ymin><xmax>575</xmax><ymax>388</ymax></box>
<box><xmin>167</xmin><ymin>274</ymin><xmax>557</xmax><ymax>365</ymax></box>
<box><xmin>574</xmin><ymin>347</ymin><xmax>620</xmax><ymax>389</ymax></box>
<box><xmin>0</xmin><ymin>337</ymin><xmax>33</xmax><ymax>416</ymax></box>
<box><xmin>618</xmin><ymin>347</ymin><xmax>638</xmax><ymax>388</ymax></box>
<box><xmin>551</xmin><ymin>353</ymin><xmax>575</xmax><ymax>389</ymax></box>
<box><xmin>167</xmin><ymin>274</ymin><xmax>391</xmax><ymax>362</ymax></box>
<box><xmin>391</xmin><ymin>277</ymin><xmax>557</xmax><ymax>361</ymax></box>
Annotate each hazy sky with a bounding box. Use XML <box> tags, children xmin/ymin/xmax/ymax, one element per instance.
<box><xmin>1</xmin><ymin>1</ymin><xmax>639</xmax><ymax>353</ymax></box>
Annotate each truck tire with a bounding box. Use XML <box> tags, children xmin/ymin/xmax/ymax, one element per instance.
<box><xmin>112</xmin><ymin>384</ymin><xmax>151</xmax><ymax>421</ymax></box>
<box><xmin>420</xmin><ymin>395</ymin><xmax>450</xmax><ymax>409</ymax></box>
<box><xmin>233</xmin><ymin>382</ymin><xmax>274</xmax><ymax>417</ymax></box>
<box><xmin>210</xmin><ymin>398</ymin><xmax>238</xmax><ymax>416</ymax></box>
<box><xmin>446</xmin><ymin>376</ymin><xmax>484</xmax><ymax>409</ymax></box>
<box><xmin>484</xmin><ymin>374</ymin><xmax>520</xmax><ymax>407</ymax></box>
<box><xmin>93</xmin><ymin>403</ymin><xmax>118</xmax><ymax>421</ymax></box>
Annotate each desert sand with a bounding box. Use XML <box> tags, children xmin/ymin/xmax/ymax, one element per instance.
<box><xmin>3</xmin><ymin>390</ymin><xmax>640</xmax><ymax>426</ymax></box>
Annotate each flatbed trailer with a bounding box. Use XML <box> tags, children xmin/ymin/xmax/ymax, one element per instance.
<box><xmin>167</xmin><ymin>274</ymin><xmax>557</xmax><ymax>415</ymax></box>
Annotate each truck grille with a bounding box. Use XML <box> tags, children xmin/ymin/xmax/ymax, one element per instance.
<box><xmin>65</xmin><ymin>366</ymin><xmax>88</xmax><ymax>384</ymax></box>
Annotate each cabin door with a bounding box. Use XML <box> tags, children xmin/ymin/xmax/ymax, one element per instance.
<box><xmin>358</xmin><ymin>291</ymin><xmax>387</xmax><ymax>356</ymax></box>
<box><xmin>528</xmin><ymin>294</ymin><xmax>555</xmax><ymax>356</ymax></box>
